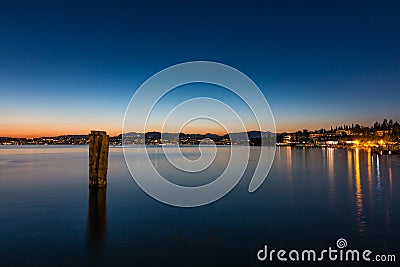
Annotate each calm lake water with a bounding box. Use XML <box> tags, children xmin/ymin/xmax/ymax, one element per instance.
<box><xmin>0</xmin><ymin>146</ymin><xmax>399</xmax><ymax>266</ymax></box>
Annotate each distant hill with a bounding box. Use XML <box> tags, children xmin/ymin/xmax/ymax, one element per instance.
<box><xmin>121</xmin><ymin>131</ymin><xmax>276</xmax><ymax>145</ymax></box>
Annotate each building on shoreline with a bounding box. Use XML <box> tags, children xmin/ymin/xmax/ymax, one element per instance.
<box><xmin>2</xmin><ymin>120</ymin><xmax>400</xmax><ymax>152</ymax></box>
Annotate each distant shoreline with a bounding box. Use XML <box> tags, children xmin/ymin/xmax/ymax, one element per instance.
<box><xmin>1</xmin><ymin>119</ymin><xmax>399</xmax><ymax>151</ymax></box>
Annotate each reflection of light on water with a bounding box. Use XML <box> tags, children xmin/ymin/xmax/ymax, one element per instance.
<box><xmin>367</xmin><ymin>149</ymin><xmax>373</xmax><ymax>198</ymax></box>
<box><xmin>384</xmin><ymin>158</ymin><xmax>393</xmax><ymax>233</ymax></box>
<box><xmin>389</xmin><ymin>162</ymin><xmax>392</xmax><ymax>195</ymax></box>
<box><xmin>347</xmin><ymin>151</ymin><xmax>353</xmax><ymax>192</ymax></box>
<box><xmin>354</xmin><ymin>148</ymin><xmax>366</xmax><ymax>234</ymax></box>
<box><xmin>327</xmin><ymin>148</ymin><xmax>334</xmax><ymax>180</ymax></box>
<box><xmin>376</xmin><ymin>155</ymin><xmax>381</xmax><ymax>192</ymax></box>
<box><xmin>374</xmin><ymin>153</ymin><xmax>383</xmax><ymax>230</ymax></box>
<box><xmin>326</xmin><ymin>148</ymin><xmax>335</xmax><ymax>199</ymax></box>
<box><xmin>367</xmin><ymin>149</ymin><xmax>375</xmax><ymax>212</ymax></box>
<box><xmin>286</xmin><ymin>147</ymin><xmax>292</xmax><ymax>180</ymax></box>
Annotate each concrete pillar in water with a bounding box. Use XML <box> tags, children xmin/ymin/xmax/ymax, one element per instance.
<box><xmin>89</xmin><ymin>130</ymin><xmax>109</xmax><ymax>187</ymax></box>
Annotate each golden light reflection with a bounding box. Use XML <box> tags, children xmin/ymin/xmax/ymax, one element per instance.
<box><xmin>354</xmin><ymin>148</ymin><xmax>365</xmax><ymax>234</ymax></box>
<box><xmin>347</xmin><ymin>151</ymin><xmax>353</xmax><ymax>191</ymax></box>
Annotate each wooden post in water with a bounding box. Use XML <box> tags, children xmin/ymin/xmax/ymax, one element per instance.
<box><xmin>89</xmin><ymin>130</ymin><xmax>109</xmax><ymax>188</ymax></box>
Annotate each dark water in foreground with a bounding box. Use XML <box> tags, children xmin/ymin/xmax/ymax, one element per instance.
<box><xmin>0</xmin><ymin>146</ymin><xmax>399</xmax><ymax>266</ymax></box>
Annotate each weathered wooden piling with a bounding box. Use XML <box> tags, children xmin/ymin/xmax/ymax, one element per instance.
<box><xmin>89</xmin><ymin>130</ymin><xmax>109</xmax><ymax>187</ymax></box>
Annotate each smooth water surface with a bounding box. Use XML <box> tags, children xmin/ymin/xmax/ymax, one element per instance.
<box><xmin>0</xmin><ymin>146</ymin><xmax>399</xmax><ymax>266</ymax></box>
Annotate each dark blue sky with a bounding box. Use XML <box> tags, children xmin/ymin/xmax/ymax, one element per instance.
<box><xmin>1</xmin><ymin>1</ymin><xmax>399</xmax><ymax>136</ymax></box>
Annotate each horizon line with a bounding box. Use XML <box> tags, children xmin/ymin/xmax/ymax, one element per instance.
<box><xmin>2</xmin><ymin>118</ymin><xmax>398</xmax><ymax>139</ymax></box>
